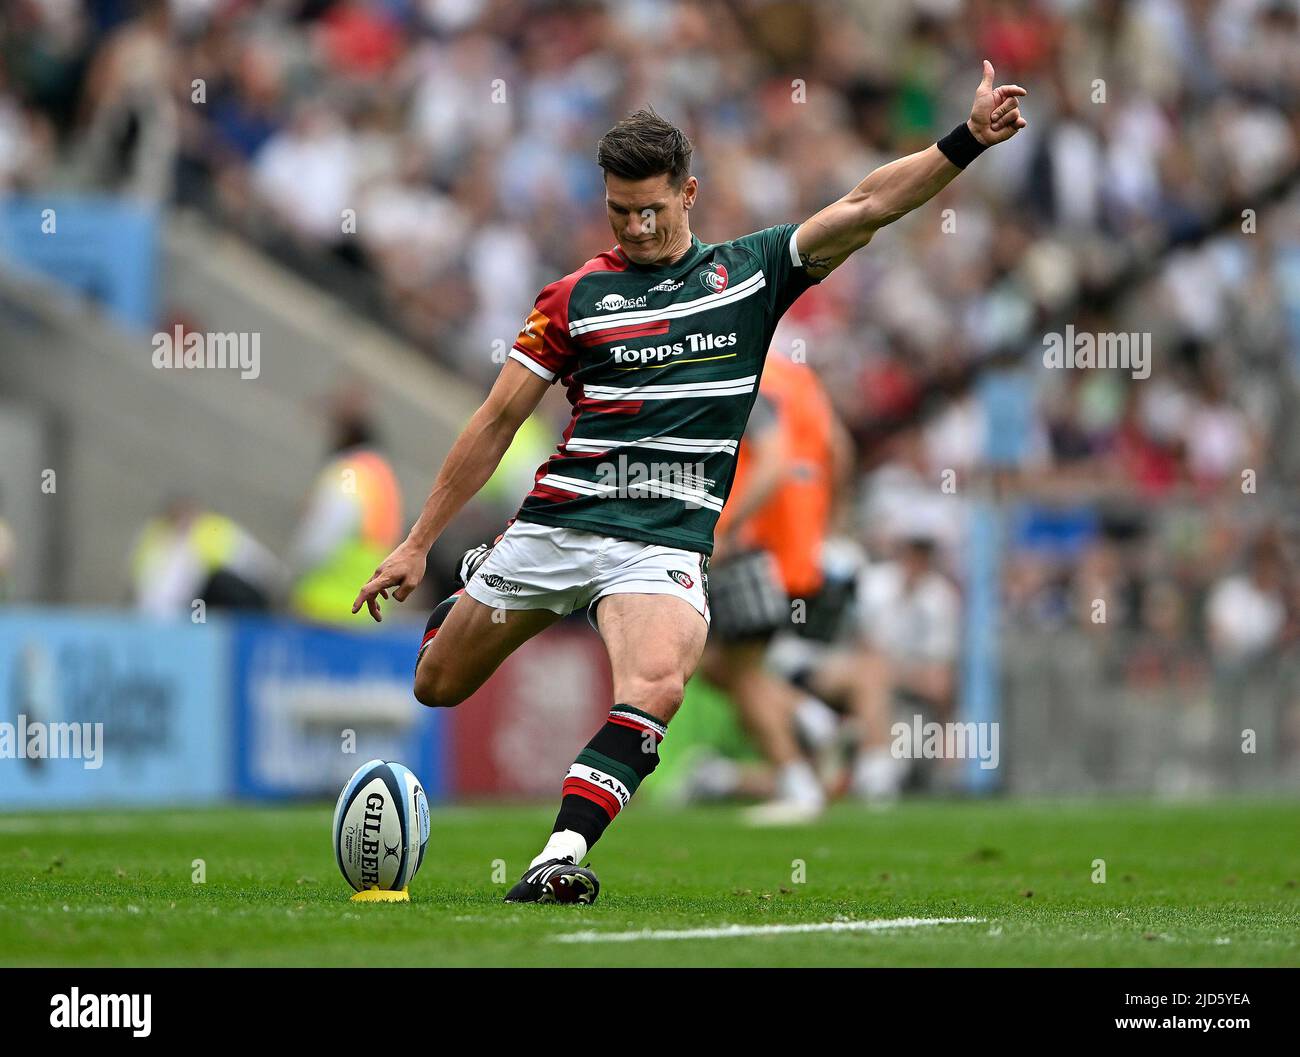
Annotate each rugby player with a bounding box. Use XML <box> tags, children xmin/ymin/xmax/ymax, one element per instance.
<box><xmin>352</xmin><ymin>62</ymin><xmax>1026</xmax><ymax>904</ymax></box>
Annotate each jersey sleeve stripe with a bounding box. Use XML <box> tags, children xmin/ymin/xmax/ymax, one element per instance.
<box><xmin>508</xmin><ymin>346</ymin><xmax>556</xmax><ymax>381</ymax></box>
<box><xmin>788</xmin><ymin>227</ymin><xmax>803</xmax><ymax>267</ymax></box>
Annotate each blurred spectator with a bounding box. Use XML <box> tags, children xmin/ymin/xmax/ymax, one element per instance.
<box><xmin>74</xmin><ymin>0</ymin><xmax>176</xmax><ymax>200</ymax></box>
<box><xmin>1206</xmin><ymin>536</ymin><xmax>1289</xmax><ymax>667</ymax></box>
<box><xmin>806</xmin><ymin>533</ymin><xmax>963</xmax><ymax>801</ymax></box>
<box><xmin>251</xmin><ymin>99</ymin><xmax>357</xmax><ymax>247</ymax></box>
<box><xmin>0</xmin><ymin>73</ymin><xmax>56</xmax><ymax>190</ymax></box>
<box><xmin>130</xmin><ymin>496</ymin><xmax>282</xmax><ymax>616</ymax></box>
<box><xmin>857</xmin><ymin>536</ymin><xmax>961</xmax><ymax>717</ymax></box>
<box><xmin>288</xmin><ymin>388</ymin><xmax>403</xmax><ymax>627</ymax></box>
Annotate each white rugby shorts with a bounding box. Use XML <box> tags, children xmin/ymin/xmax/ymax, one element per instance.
<box><xmin>462</xmin><ymin>519</ymin><xmax>710</xmax><ymax>630</ymax></box>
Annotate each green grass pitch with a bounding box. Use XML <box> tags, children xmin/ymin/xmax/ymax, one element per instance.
<box><xmin>1</xmin><ymin>799</ymin><xmax>1297</xmax><ymax>967</ymax></box>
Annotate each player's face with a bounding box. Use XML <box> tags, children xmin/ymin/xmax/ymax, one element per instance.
<box><xmin>605</xmin><ymin>173</ymin><xmax>697</xmax><ymax>265</ymax></box>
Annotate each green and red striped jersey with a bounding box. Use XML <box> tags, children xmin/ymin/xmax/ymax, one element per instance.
<box><xmin>507</xmin><ymin>224</ymin><xmax>820</xmax><ymax>555</ymax></box>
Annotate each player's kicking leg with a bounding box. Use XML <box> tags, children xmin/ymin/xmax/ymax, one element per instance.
<box><xmin>505</xmin><ymin>592</ymin><xmax>708</xmax><ymax>904</ymax></box>
<box><xmin>412</xmin><ymin>537</ymin><xmax>564</xmax><ymax>710</ymax></box>
<box><xmin>413</xmin><ymin>588</ymin><xmax>560</xmax><ymax>708</ymax></box>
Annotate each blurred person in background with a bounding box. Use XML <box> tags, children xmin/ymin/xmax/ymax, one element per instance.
<box><xmin>1206</xmin><ymin>532</ymin><xmax>1292</xmax><ymax>786</ymax></box>
<box><xmin>701</xmin><ymin>387</ymin><xmax>809</xmax><ymax>823</ymax></box>
<box><xmin>130</xmin><ymin>495</ymin><xmax>282</xmax><ymax>617</ymax></box>
<box><xmin>699</xmin><ymin>351</ymin><xmax>854</xmax><ymax>822</ymax></box>
<box><xmin>74</xmin><ymin>0</ymin><xmax>176</xmax><ymax>201</ymax></box>
<box><xmin>1206</xmin><ymin>535</ymin><xmax>1289</xmax><ymax>668</ymax></box>
<box><xmin>289</xmin><ymin>388</ymin><xmax>403</xmax><ymax>627</ymax></box>
<box><xmin>0</xmin><ymin>66</ymin><xmax>57</xmax><ymax>191</ymax></box>
<box><xmin>251</xmin><ymin>97</ymin><xmax>359</xmax><ymax>252</ymax></box>
<box><xmin>805</xmin><ymin>529</ymin><xmax>962</xmax><ymax>801</ymax></box>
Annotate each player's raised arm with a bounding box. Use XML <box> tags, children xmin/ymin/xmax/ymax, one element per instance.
<box><xmin>351</xmin><ymin>358</ymin><xmax>549</xmax><ymax>621</ymax></box>
<box><xmin>794</xmin><ymin>60</ymin><xmax>1026</xmax><ymax>279</ymax></box>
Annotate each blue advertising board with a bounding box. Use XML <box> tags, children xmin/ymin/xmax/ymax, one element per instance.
<box><xmin>0</xmin><ymin>610</ymin><xmax>229</xmax><ymax>807</ymax></box>
<box><xmin>0</xmin><ymin>196</ymin><xmax>159</xmax><ymax>330</ymax></box>
<box><xmin>230</xmin><ymin>617</ymin><xmax>445</xmax><ymax>802</ymax></box>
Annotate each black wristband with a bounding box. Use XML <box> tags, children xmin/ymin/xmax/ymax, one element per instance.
<box><xmin>937</xmin><ymin>122</ymin><xmax>987</xmax><ymax>169</ymax></box>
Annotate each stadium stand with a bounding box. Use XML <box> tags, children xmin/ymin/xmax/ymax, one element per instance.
<box><xmin>2</xmin><ymin>0</ymin><xmax>1299</xmax><ymax>793</ymax></box>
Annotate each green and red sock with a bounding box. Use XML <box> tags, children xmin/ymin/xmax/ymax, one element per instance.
<box><xmin>535</xmin><ymin>705</ymin><xmax>667</xmax><ymax>866</ymax></box>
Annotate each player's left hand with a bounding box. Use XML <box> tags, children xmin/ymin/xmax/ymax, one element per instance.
<box><xmin>352</xmin><ymin>540</ymin><xmax>426</xmax><ymax>622</ymax></box>
<box><xmin>967</xmin><ymin>60</ymin><xmax>1027</xmax><ymax>146</ymax></box>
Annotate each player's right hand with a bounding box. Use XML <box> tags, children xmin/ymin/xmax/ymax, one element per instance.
<box><xmin>352</xmin><ymin>541</ymin><xmax>427</xmax><ymax>622</ymax></box>
<box><xmin>967</xmin><ymin>59</ymin><xmax>1027</xmax><ymax>146</ymax></box>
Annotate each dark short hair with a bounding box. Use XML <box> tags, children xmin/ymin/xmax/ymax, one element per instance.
<box><xmin>596</xmin><ymin>107</ymin><xmax>693</xmax><ymax>187</ymax></box>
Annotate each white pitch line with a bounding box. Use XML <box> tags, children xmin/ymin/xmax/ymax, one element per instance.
<box><xmin>553</xmin><ymin>916</ymin><xmax>985</xmax><ymax>943</ymax></box>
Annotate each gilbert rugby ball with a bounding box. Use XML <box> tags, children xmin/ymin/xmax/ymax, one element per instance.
<box><xmin>333</xmin><ymin>759</ymin><xmax>430</xmax><ymax>892</ymax></box>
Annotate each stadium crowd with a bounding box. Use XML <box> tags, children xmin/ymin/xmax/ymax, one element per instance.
<box><xmin>3</xmin><ymin>0</ymin><xmax>1300</xmax><ymax>788</ymax></box>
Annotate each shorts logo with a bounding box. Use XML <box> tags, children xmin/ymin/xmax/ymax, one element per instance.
<box><xmin>699</xmin><ymin>263</ymin><xmax>728</xmax><ymax>293</ymax></box>
<box><xmin>668</xmin><ymin>570</ymin><xmax>695</xmax><ymax>589</ymax></box>
<box><xmin>480</xmin><ymin>573</ymin><xmax>523</xmax><ymax>596</ymax></box>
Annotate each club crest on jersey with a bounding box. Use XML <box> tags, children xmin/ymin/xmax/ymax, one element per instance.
<box><xmin>699</xmin><ymin>263</ymin><xmax>728</xmax><ymax>293</ymax></box>
<box><xmin>595</xmin><ymin>293</ymin><xmax>648</xmax><ymax>312</ymax></box>
<box><xmin>668</xmin><ymin>570</ymin><xmax>695</xmax><ymax>589</ymax></box>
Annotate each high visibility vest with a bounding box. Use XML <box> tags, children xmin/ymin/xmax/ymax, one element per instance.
<box><xmin>132</xmin><ymin>511</ymin><xmax>262</xmax><ymax>615</ymax></box>
<box><xmin>291</xmin><ymin>448</ymin><xmax>402</xmax><ymax>625</ymax></box>
<box><xmin>721</xmin><ymin>355</ymin><xmax>834</xmax><ymax>596</ymax></box>
<box><xmin>482</xmin><ymin>414</ymin><xmax>553</xmax><ymax>511</ymax></box>
<box><xmin>133</xmin><ymin>512</ymin><xmax>241</xmax><ymax>580</ymax></box>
